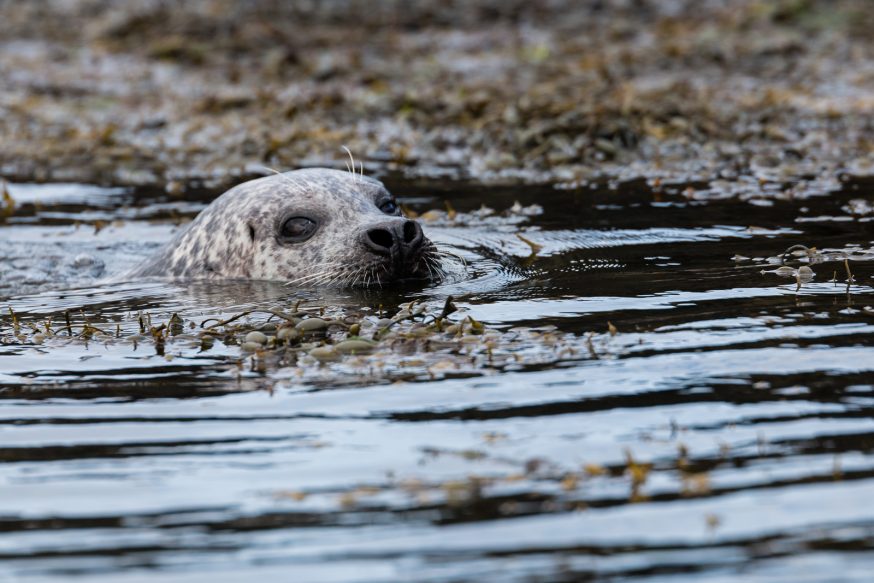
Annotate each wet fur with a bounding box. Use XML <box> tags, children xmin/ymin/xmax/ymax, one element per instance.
<box><xmin>126</xmin><ymin>168</ymin><xmax>438</xmax><ymax>286</ymax></box>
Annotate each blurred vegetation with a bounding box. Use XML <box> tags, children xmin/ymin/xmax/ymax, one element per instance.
<box><xmin>1</xmin><ymin>0</ymin><xmax>873</xmax><ymax>191</ymax></box>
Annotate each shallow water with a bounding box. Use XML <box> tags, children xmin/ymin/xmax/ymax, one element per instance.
<box><xmin>1</xmin><ymin>176</ymin><xmax>874</xmax><ymax>582</ymax></box>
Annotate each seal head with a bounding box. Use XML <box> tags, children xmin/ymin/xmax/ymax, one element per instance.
<box><xmin>127</xmin><ymin>168</ymin><xmax>438</xmax><ymax>287</ymax></box>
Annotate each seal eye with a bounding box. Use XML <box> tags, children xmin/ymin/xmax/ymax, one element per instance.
<box><xmin>280</xmin><ymin>216</ymin><xmax>317</xmax><ymax>242</ymax></box>
<box><xmin>379</xmin><ymin>200</ymin><xmax>400</xmax><ymax>215</ymax></box>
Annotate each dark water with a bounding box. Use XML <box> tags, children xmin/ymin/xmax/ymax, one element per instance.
<box><xmin>1</xmin><ymin>176</ymin><xmax>874</xmax><ymax>582</ymax></box>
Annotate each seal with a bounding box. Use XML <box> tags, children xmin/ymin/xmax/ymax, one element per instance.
<box><xmin>125</xmin><ymin>168</ymin><xmax>440</xmax><ymax>287</ymax></box>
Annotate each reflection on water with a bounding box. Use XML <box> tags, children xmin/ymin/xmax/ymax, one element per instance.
<box><xmin>1</xmin><ymin>178</ymin><xmax>873</xmax><ymax>582</ymax></box>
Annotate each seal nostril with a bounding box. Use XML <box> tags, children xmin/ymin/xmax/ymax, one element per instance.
<box><xmin>367</xmin><ymin>228</ymin><xmax>394</xmax><ymax>251</ymax></box>
<box><xmin>402</xmin><ymin>221</ymin><xmax>419</xmax><ymax>244</ymax></box>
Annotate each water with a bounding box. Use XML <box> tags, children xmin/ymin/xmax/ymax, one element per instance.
<box><xmin>1</xmin><ymin>176</ymin><xmax>873</xmax><ymax>582</ymax></box>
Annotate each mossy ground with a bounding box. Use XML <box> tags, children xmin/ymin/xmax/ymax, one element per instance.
<box><xmin>2</xmin><ymin>0</ymin><xmax>874</xmax><ymax>195</ymax></box>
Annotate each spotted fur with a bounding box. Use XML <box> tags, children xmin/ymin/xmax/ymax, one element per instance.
<box><xmin>125</xmin><ymin>168</ymin><xmax>437</xmax><ymax>286</ymax></box>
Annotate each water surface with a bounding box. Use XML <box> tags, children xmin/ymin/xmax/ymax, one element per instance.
<box><xmin>1</xmin><ymin>177</ymin><xmax>873</xmax><ymax>582</ymax></box>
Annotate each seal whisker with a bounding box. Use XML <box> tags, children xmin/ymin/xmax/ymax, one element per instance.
<box><xmin>353</xmin><ymin>266</ymin><xmax>366</xmax><ymax>287</ymax></box>
<box><xmin>341</xmin><ymin>267</ymin><xmax>357</xmax><ymax>287</ymax></box>
<box><xmin>285</xmin><ymin>263</ymin><xmax>344</xmax><ymax>287</ymax></box>
<box><xmin>435</xmin><ymin>248</ymin><xmax>468</xmax><ymax>268</ymax></box>
<box><xmin>424</xmin><ymin>249</ymin><xmax>448</xmax><ymax>281</ymax></box>
<box><xmin>323</xmin><ymin>268</ymin><xmax>344</xmax><ymax>288</ymax></box>
<box><xmin>285</xmin><ymin>273</ymin><xmax>328</xmax><ymax>287</ymax></box>
<box><xmin>422</xmin><ymin>255</ymin><xmax>436</xmax><ymax>281</ymax></box>
<box><xmin>342</xmin><ymin>268</ymin><xmax>358</xmax><ymax>287</ymax></box>
<box><xmin>303</xmin><ymin>269</ymin><xmax>336</xmax><ymax>283</ymax></box>
<box><xmin>432</xmin><ymin>248</ymin><xmax>449</xmax><ymax>270</ymax></box>
<box><xmin>341</xmin><ymin>146</ymin><xmax>361</xmax><ymax>186</ymax></box>
<box><xmin>284</xmin><ymin>263</ymin><xmax>342</xmax><ymax>284</ymax></box>
<box><xmin>428</xmin><ymin>256</ymin><xmax>445</xmax><ymax>280</ymax></box>
<box><xmin>354</xmin><ymin>265</ymin><xmax>369</xmax><ymax>287</ymax></box>
<box><xmin>258</xmin><ymin>165</ymin><xmax>300</xmax><ymax>191</ymax></box>
<box><xmin>287</xmin><ymin>264</ymin><xmax>340</xmax><ymax>281</ymax></box>
<box><xmin>329</xmin><ymin>265</ymin><xmax>355</xmax><ymax>288</ymax></box>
